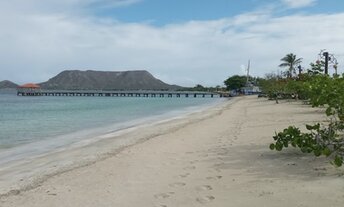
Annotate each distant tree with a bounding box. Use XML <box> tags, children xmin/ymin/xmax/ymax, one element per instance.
<box><xmin>193</xmin><ymin>84</ymin><xmax>206</xmax><ymax>91</ymax></box>
<box><xmin>307</xmin><ymin>60</ymin><xmax>324</xmax><ymax>76</ymax></box>
<box><xmin>279</xmin><ymin>53</ymin><xmax>302</xmax><ymax>78</ymax></box>
<box><xmin>224</xmin><ymin>75</ymin><xmax>247</xmax><ymax>90</ymax></box>
<box><xmin>179</xmin><ymin>84</ymin><xmax>223</xmax><ymax>92</ymax></box>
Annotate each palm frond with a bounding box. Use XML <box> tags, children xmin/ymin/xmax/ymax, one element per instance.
<box><xmin>279</xmin><ymin>63</ymin><xmax>290</xmax><ymax>67</ymax></box>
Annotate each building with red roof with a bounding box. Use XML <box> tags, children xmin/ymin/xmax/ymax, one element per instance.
<box><xmin>19</xmin><ymin>83</ymin><xmax>41</xmax><ymax>89</ymax></box>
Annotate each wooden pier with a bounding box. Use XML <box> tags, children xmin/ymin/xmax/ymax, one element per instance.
<box><xmin>17</xmin><ymin>89</ymin><xmax>224</xmax><ymax>98</ymax></box>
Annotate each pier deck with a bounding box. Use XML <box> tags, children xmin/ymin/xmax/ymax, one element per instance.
<box><xmin>17</xmin><ymin>89</ymin><xmax>224</xmax><ymax>98</ymax></box>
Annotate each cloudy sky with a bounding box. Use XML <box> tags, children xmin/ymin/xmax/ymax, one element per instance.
<box><xmin>1</xmin><ymin>0</ymin><xmax>344</xmax><ymax>86</ymax></box>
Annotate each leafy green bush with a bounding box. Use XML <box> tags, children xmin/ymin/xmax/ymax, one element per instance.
<box><xmin>270</xmin><ymin>124</ymin><xmax>343</xmax><ymax>167</ymax></box>
<box><xmin>269</xmin><ymin>71</ymin><xmax>344</xmax><ymax>167</ymax></box>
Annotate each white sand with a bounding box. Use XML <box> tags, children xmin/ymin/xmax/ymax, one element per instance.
<box><xmin>1</xmin><ymin>96</ymin><xmax>344</xmax><ymax>207</ymax></box>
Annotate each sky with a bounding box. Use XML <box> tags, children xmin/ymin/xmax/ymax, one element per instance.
<box><xmin>1</xmin><ymin>0</ymin><xmax>344</xmax><ymax>87</ymax></box>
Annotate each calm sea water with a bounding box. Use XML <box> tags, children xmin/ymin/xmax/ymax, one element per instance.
<box><xmin>0</xmin><ymin>91</ymin><xmax>222</xmax><ymax>164</ymax></box>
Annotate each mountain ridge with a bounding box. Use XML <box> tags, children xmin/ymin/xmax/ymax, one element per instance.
<box><xmin>0</xmin><ymin>80</ymin><xmax>18</xmax><ymax>89</ymax></box>
<box><xmin>39</xmin><ymin>70</ymin><xmax>181</xmax><ymax>90</ymax></box>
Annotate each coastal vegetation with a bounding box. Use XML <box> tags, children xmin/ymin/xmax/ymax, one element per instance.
<box><xmin>263</xmin><ymin>53</ymin><xmax>344</xmax><ymax>167</ymax></box>
<box><xmin>179</xmin><ymin>84</ymin><xmax>226</xmax><ymax>92</ymax></box>
<box><xmin>223</xmin><ymin>75</ymin><xmax>262</xmax><ymax>92</ymax></box>
<box><xmin>224</xmin><ymin>75</ymin><xmax>247</xmax><ymax>91</ymax></box>
<box><xmin>278</xmin><ymin>53</ymin><xmax>303</xmax><ymax>78</ymax></box>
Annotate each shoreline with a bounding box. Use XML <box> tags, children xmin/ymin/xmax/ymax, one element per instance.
<box><xmin>0</xmin><ymin>97</ymin><xmax>232</xmax><ymax>197</ymax></box>
<box><xmin>1</xmin><ymin>96</ymin><xmax>344</xmax><ymax>207</ymax></box>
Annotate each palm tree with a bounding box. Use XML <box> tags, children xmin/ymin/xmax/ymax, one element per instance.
<box><xmin>279</xmin><ymin>53</ymin><xmax>302</xmax><ymax>78</ymax></box>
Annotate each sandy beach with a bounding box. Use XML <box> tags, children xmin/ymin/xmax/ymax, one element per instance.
<box><xmin>1</xmin><ymin>96</ymin><xmax>344</xmax><ymax>207</ymax></box>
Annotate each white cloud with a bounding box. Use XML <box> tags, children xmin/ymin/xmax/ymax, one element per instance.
<box><xmin>88</xmin><ymin>0</ymin><xmax>142</xmax><ymax>8</ymax></box>
<box><xmin>0</xmin><ymin>1</ymin><xmax>343</xmax><ymax>87</ymax></box>
<box><xmin>0</xmin><ymin>0</ymin><xmax>141</xmax><ymax>15</ymax></box>
<box><xmin>282</xmin><ymin>0</ymin><xmax>316</xmax><ymax>9</ymax></box>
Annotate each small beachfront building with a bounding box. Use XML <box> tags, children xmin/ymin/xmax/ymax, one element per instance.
<box><xmin>17</xmin><ymin>83</ymin><xmax>41</xmax><ymax>95</ymax></box>
<box><xmin>19</xmin><ymin>83</ymin><xmax>40</xmax><ymax>89</ymax></box>
<box><xmin>241</xmin><ymin>86</ymin><xmax>261</xmax><ymax>95</ymax></box>
<box><xmin>229</xmin><ymin>86</ymin><xmax>261</xmax><ymax>96</ymax></box>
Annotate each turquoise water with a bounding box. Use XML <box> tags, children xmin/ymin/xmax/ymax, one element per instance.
<box><xmin>0</xmin><ymin>92</ymin><xmax>222</xmax><ymax>163</ymax></box>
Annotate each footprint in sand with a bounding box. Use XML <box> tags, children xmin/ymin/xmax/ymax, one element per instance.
<box><xmin>169</xmin><ymin>182</ymin><xmax>186</xmax><ymax>187</ymax></box>
<box><xmin>214</xmin><ymin>162</ymin><xmax>225</xmax><ymax>167</ymax></box>
<box><xmin>45</xmin><ymin>190</ymin><xmax>57</xmax><ymax>196</ymax></box>
<box><xmin>206</xmin><ymin>176</ymin><xmax>223</xmax><ymax>180</ymax></box>
<box><xmin>183</xmin><ymin>166</ymin><xmax>196</xmax><ymax>170</ymax></box>
<box><xmin>154</xmin><ymin>205</ymin><xmax>167</xmax><ymax>207</ymax></box>
<box><xmin>196</xmin><ymin>185</ymin><xmax>213</xmax><ymax>191</ymax></box>
<box><xmin>217</xmin><ymin>152</ymin><xmax>227</xmax><ymax>156</ymax></box>
<box><xmin>154</xmin><ymin>192</ymin><xmax>175</xmax><ymax>199</ymax></box>
<box><xmin>213</xmin><ymin>168</ymin><xmax>222</xmax><ymax>173</ymax></box>
<box><xmin>189</xmin><ymin>160</ymin><xmax>199</xmax><ymax>164</ymax></box>
<box><xmin>179</xmin><ymin>173</ymin><xmax>190</xmax><ymax>178</ymax></box>
<box><xmin>196</xmin><ymin>196</ymin><xmax>215</xmax><ymax>204</ymax></box>
<box><xmin>258</xmin><ymin>191</ymin><xmax>274</xmax><ymax>197</ymax></box>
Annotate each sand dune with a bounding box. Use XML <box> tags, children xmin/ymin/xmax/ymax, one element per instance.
<box><xmin>1</xmin><ymin>96</ymin><xmax>343</xmax><ymax>207</ymax></box>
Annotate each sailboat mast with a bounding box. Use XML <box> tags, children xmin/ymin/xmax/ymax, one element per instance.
<box><xmin>246</xmin><ymin>59</ymin><xmax>250</xmax><ymax>84</ymax></box>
